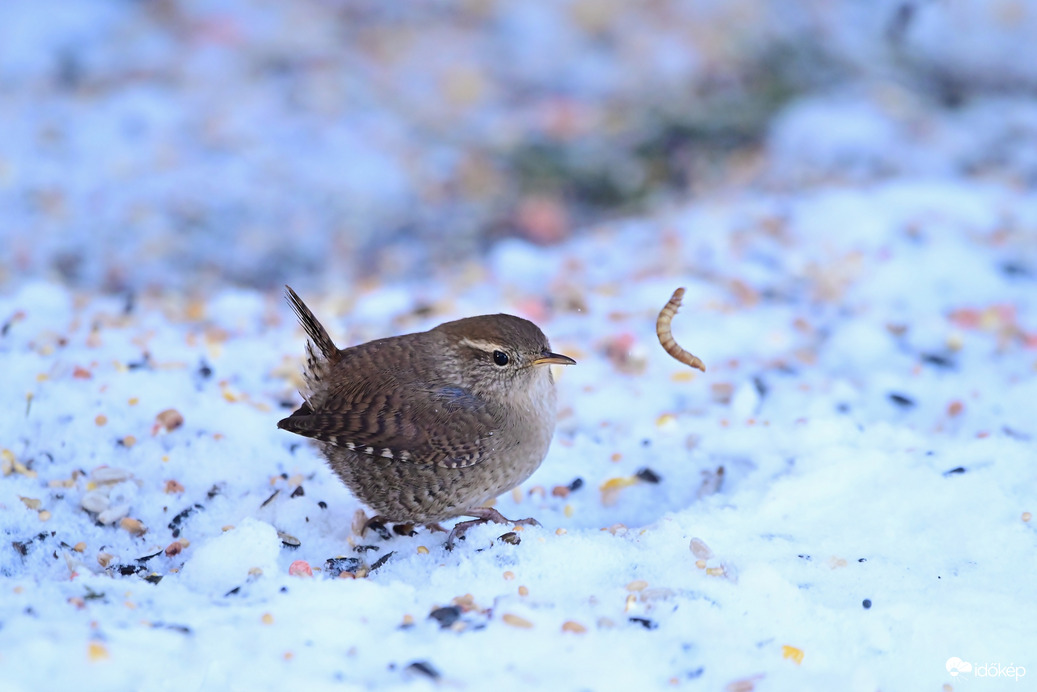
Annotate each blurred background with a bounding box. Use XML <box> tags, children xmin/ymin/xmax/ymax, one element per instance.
<box><xmin>2</xmin><ymin>0</ymin><xmax>1036</xmax><ymax>294</ymax></box>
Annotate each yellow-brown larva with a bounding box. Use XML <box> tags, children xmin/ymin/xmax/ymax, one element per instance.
<box><xmin>657</xmin><ymin>287</ymin><xmax>706</xmax><ymax>372</ymax></box>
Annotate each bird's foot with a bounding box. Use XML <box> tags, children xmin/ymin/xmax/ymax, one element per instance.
<box><xmin>445</xmin><ymin>508</ymin><xmax>540</xmax><ymax>548</ymax></box>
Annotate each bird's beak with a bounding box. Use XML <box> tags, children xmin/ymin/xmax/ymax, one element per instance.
<box><xmin>533</xmin><ymin>351</ymin><xmax>576</xmax><ymax>366</ymax></box>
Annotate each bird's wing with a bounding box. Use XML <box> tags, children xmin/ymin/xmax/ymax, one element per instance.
<box><xmin>277</xmin><ymin>377</ymin><xmax>507</xmax><ymax>469</ymax></box>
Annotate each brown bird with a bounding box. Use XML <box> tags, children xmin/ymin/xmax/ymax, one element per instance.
<box><xmin>277</xmin><ymin>286</ymin><xmax>575</xmax><ymax>545</ymax></box>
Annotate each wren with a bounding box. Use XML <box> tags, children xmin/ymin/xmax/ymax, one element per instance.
<box><xmin>277</xmin><ymin>286</ymin><xmax>575</xmax><ymax>544</ymax></box>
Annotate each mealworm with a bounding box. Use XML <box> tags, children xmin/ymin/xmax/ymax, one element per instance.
<box><xmin>657</xmin><ymin>287</ymin><xmax>706</xmax><ymax>372</ymax></box>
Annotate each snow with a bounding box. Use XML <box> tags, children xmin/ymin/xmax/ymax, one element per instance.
<box><xmin>3</xmin><ymin>175</ymin><xmax>1035</xmax><ymax>689</ymax></box>
<box><xmin>3</xmin><ymin>2</ymin><xmax>1037</xmax><ymax>691</ymax></box>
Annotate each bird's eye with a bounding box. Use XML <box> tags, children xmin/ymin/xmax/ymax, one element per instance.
<box><xmin>492</xmin><ymin>350</ymin><xmax>510</xmax><ymax>366</ymax></box>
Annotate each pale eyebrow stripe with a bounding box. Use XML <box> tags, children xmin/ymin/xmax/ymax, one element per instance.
<box><xmin>457</xmin><ymin>338</ymin><xmax>504</xmax><ymax>353</ymax></box>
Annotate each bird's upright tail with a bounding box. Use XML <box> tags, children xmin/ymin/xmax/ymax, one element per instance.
<box><xmin>284</xmin><ymin>286</ymin><xmax>339</xmax><ymax>401</ymax></box>
<box><xmin>285</xmin><ymin>285</ymin><xmax>338</xmax><ymax>360</ymax></box>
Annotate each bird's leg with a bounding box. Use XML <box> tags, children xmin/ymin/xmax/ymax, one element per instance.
<box><xmin>445</xmin><ymin>507</ymin><xmax>541</xmax><ymax>547</ymax></box>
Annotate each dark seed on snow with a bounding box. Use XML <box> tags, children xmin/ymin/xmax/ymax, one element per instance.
<box><xmin>325</xmin><ymin>557</ymin><xmax>362</xmax><ymax>577</ymax></box>
<box><xmin>405</xmin><ymin>661</ymin><xmax>440</xmax><ymax>680</ymax></box>
<box><xmin>635</xmin><ymin>467</ymin><xmax>662</xmax><ymax>484</ymax></box>
<box><xmin>629</xmin><ymin>617</ymin><xmax>657</xmax><ymax>630</ymax></box>
<box><xmin>369</xmin><ymin>551</ymin><xmax>395</xmax><ymax>572</ymax></box>
<box><xmin>888</xmin><ymin>393</ymin><xmax>916</xmax><ymax>408</ymax></box>
<box><xmin>429</xmin><ymin>606</ymin><xmax>461</xmax><ymax>628</ymax></box>
<box><xmin>353</xmin><ymin>544</ymin><xmax>380</xmax><ymax>553</ymax></box>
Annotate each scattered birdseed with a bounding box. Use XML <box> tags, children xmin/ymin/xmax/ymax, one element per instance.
<box><xmin>781</xmin><ymin>645</ymin><xmax>804</xmax><ymax>664</ymax></box>
<box><xmin>1023</xmin><ymin>512</ymin><xmax>1032</xmax><ymax>522</ymax></box>
<box><xmin>888</xmin><ymin>393</ymin><xmax>916</xmax><ymax>409</ymax></box>
<box><xmin>153</xmin><ymin>409</ymin><xmax>184</xmax><ymax>434</ymax></box>
<box><xmin>600</xmin><ymin>476</ymin><xmax>638</xmax><ymax>491</ymax></box>
<box><xmin>95</xmin><ymin>414</ymin><xmax>107</xmax><ymax>426</ymax></box>
<box><xmin>711</xmin><ymin>383</ymin><xmax>734</xmax><ymax>405</ymax></box>
<box><xmin>626</xmin><ymin>580</ymin><xmax>648</xmax><ymax>592</ymax></box>
<box><xmin>503</xmin><ymin>571</ymin><xmax>515</xmax><ymax>580</ymax></box>
<box><xmin>1</xmin><ymin>449</ymin><xmax>14</xmax><ymax>476</ymax></box>
<box><xmin>91</xmin><ymin>466</ymin><xmax>131</xmax><ymax>485</ymax></box>
<box><xmin>164</xmin><ymin>480</ymin><xmax>185</xmax><ymax>494</ymax></box>
<box><xmin>416</xmin><ymin>546</ymin><xmax>429</xmax><ymax>555</ymax></box>
<box><xmin>324</xmin><ymin>557</ymin><xmax>361</xmax><ymax>577</ymax></box>
<box><xmin>119</xmin><ymin>518</ymin><xmax>146</xmax><ymax>536</ymax></box>
<box><xmin>369</xmin><ymin>551</ymin><xmax>395</xmax><ymax>572</ymax></box>
<box><xmin>628</xmin><ymin>617</ymin><xmax>657</xmax><ymax>630</ymax></box>
<box><xmin>168</xmin><ymin>504</ymin><xmax>203</xmax><ymax>537</ymax></box>
<box><xmin>277</xmin><ymin>531</ymin><xmax>301</xmax><ymax>548</ymax></box>
<box><xmin>501</xmin><ymin>613</ymin><xmax>533</xmax><ymax>629</ymax></box>
<box><xmin>404</xmin><ymin>661</ymin><xmax>440</xmax><ymax>680</ymax></box>
<box><xmin>19</xmin><ymin>496</ymin><xmax>42</xmax><ymax>510</ymax></box>
<box><xmin>634</xmin><ymin>467</ymin><xmax>662</xmax><ymax>484</ymax></box>
<box><xmin>551</xmin><ymin>485</ymin><xmax>569</xmax><ymax>498</ymax></box>
<box><xmin>288</xmin><ymin>560</ymin><xmax>312</xmax><ymax>577</ymax></box>
<box><xmin>38</xmin><ymin>510</ymin><xmax>52</xmax><ymax>522</ymax></box>
<box><xmin>73</xmin><ymin>542</ymin><xmax>86</xmax><ymax>552</ymax></box>
<box><xmin>555</xmin><ymin>528</ymin><xmax>567</xmax><ymax>536</ymax></box>
<box><xmin>655</xmin><ymin>413</ymin><xmax>678</xmax><ymax>429</ymax></box>
<box><xmin>429</xmin><ymin>606</ymin><xmax>461</xmax><ymax>628</ymax></box>
<box><xmin>726</xmin><ymin>674</ymin><xmax>765</xmax><ymax>691</ymax></box>
<box><xmin>498</xmin><ymin>532</ymin><xmax>521</xmax><ymax>545</ymax></box>
<box><xmin>689</xmin><ymin>538</ymin><xmax>713</xmax><ymax>560</ymax></box>
<box><xmin>561</xmin><ymin>620</ymin><xmax>587</xmax><ymax>634</ymax></box>
<box><xmin>862</xmin><ymin>599</ymin><xmax>872</xmax><ymax>609</ymax></box>
<box><xmin>518</xmin><ymin>585</ymin><xmax>529</xmax><ymax>597</ymax></box>
<box><xmin>261</xmin><ymin>613</ymin><xmax>274</xmax><ymax>625</ymax></box>
<box><xmin>87</xmin><ymin>641</ymin><xmax>110</xmax><ymax>662</ymax></box>
<box><xmin>697</xmin><ymin>466</ymin><xmax>725</xmax><ymax>498</ymax></box>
